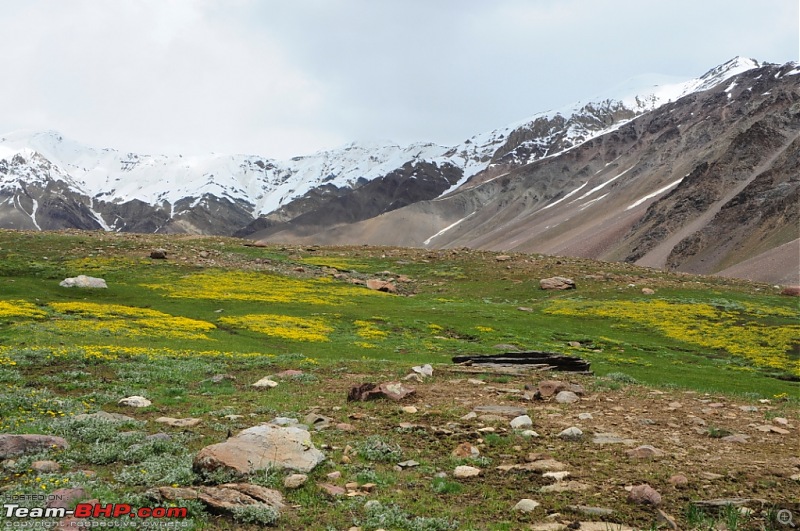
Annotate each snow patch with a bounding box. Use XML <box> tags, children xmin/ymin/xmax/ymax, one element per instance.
<box><xmin>625</xmin><ymin>178</ymin><xmax>684</xmax><ymax>210</ymax></box>
<box><xmin>423</xmin><ymin>212</ymin><xmax>475</xmax><ymax>246</ymax></box>
<box><xmin>541</xmin><ymin>181</ymin><xmax>589</xmax><ymax>211</ymax></box>
<box><xmin>572</xmin><ymin>166</ymin><xmax>634</xmax><ymax>202</ymax></box>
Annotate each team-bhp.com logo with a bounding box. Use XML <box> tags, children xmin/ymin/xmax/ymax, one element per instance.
<box><xmin>4</xmin><ymin>502</ymin><xmax>188</xmax><ymax>521</ymax></box>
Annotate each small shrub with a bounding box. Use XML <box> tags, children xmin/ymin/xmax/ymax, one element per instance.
<box><xmin>431</xmin><ymin>477</ymin><xmax>463</xmax><ymax>495</ymax></box>
<box><xmin>115</xmin><ymin>454</ymin><xmax>195</xmax><ymax>486</ymax></box>
<box><xmin>605</xmin><ymin>372</ymin><xmax>640</xmax><ymax>384</ymax></box>
<box><xmin>230</xmin><ymin>504</ymin><xmax>280</xmax><ymax>526</ymax></box>
<box><xmin>357</xmin><ymin>436</ymin><xmax>402</xmax><ymax>463</ymax></box>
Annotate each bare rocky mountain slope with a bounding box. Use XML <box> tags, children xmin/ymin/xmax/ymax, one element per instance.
<box><xmin>1</xmin><ymin>58</ymin><xmax>797</xmax><ymax>284</ymax></box>
<box><xmin>253</xmin><ymin>61</ymin><xmax>800</xmax><ymax>285</ymax></box>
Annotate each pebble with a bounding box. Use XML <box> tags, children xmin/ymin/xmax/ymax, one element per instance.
<box><xmin>555</xmin><ymin>391</ymin><xmax>580</xmax><ymax>404</ymax></box>
<box><xmin>558</xmin><ymin>427</ymin><xmax>583</xmax><ymax>441</ymax></box>
<box><xmin>284</xmin><ymin>474</ymin><xmax>308</xmax><ymax>489</ymax></box>
<box><xmin>117</xmin><ymin>396</ymin><xmax>151</xmax><ymax>408</ymax></box>
<box><xmin>510</xmin><ymin>415</ymin><xmax>533</xmax><ymax>429</ymax></box>
<box><xmin>627</xmin><ymin>484</ymin><xmax>662</xmax><ymax>506</ymax></box>
<box><xmin>513</xmin><ymin>499</ymin><xmax>541</xmax><ymax>512</ymax></box>
<box><xmin>454</xmin><ymin>465</ymin><xmax>481</xmax><ymax>478</ymax></box>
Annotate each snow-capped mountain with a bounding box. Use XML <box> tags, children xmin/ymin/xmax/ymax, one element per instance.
<box><xmin>2</xmin><ymin>57</ymin><xmax>797</xmax><ymax>284</ymax></box>
<box><xmin>0</xmin><ymin>57</ymin><xmax>762</xmax><ymax>235</ymax></box>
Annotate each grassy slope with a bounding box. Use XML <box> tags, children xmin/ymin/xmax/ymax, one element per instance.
<box><xmin>0</xmin><ymin>230</ymin><xmax>797</xmax><ymax>529</ymax></box>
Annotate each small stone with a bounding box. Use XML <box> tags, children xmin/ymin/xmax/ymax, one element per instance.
<box><xmin>543</xmin><ymin>471</ymin><xmax>570</xmax><ymax>481</ymax></box>
<box><xmin>539</xmin><ymin>481</ymin><xmax>589</xmax><ymax>493</ymax></box>
<box><xmin>336</xmin><ymin>423</ymin><xmax>356</xmax><ymax>432</ymax></box>
<box><xmin>345</xmin><ymin>482</ymin><xmax>359</xmax><ymax>491</ymax></box>
<box><xmin>520</xmin><ymin>430</ymin><xmax>540</xmax><ymax>438</ymax></box>
<box><xmin>510</xmin><ymin>415</ymin><xmax>533</xmax><ymax>429</ymax></box>
<box><xmin>454</xmin><ymin>465</ymin><xmax>481</xmax><ymax>478</ymax></box>
<box><xmin>401</xmin><ymin>406</ymin><xmax>418</xmax><ymax>414</ymax></box>
<box><xmin>568</xmin><ymin>505</ymin><xmax>614</xmax><ymax>517</ymax></box>
<box><xmin>773</xmin><ymin>417</ymin><xmax>789</xmax><ymax>425</ymax></box>
<box><xmin>770</xmin><ymin>426</ymin><xmax>790</xmax><ymax>435</ymax></box>
<box><xmin>558</xmin><ymin>427</ymin><xmax>583</xmax><ymax>441</ymax></box>
<box><xmin>628</xmin><ymin>484</ymin><xmax>661</xmax><ymax>506</ymax></box>
<box><xmin>155</xmin><ymin>417</ymin><xmax>202</xmax><ymax>428</ymax></box>
<box><xmin>699</xmin><ymin>472</ymin><xmax>724</xmax><ymax>481</ymax></box>
<box><xmin>318</xmin><ymin>483</ymin><xmax>346</xmax><ymax>497</ymax></box>
<box><xmin>252</xmin><ymin>377</ymin><xmax>278</xmax><ymax>389</ymax></box>
<box><xmin>738</xmin><ymin>405</ymin><xmax>758</xmax><ymax>412</ymax></box>
<box><xmin>118</xmin><ymin>396</ymin><xmax>151</xmax><ymax>408</ymax></box>
<box><xmin>31</xmin><ymin>460</ymin><xmax>60</xmax><ymax>473</ymax></box>
<box><xmin>721</xmin><ymin>433</ymin><xmax>749</xmax><ymax>443</ymax></box>
<box><xmin>224</xmin><ymin>414</ymin><xmax>244</xmax><ymax>421</ymax></box>
<box><xmin>411</xmin><ymin>364</ymin><xmax>433</xmax><ymax>377</ymax></box>
<box><xmin>625</xmin><ymin>445</ymin><xmax>665</xmax><ymax>459</ymax></box>
<box><xmin>326</xmin><ymin>471</ymin><xmax>342</xmax><ymax>480</ymax></box>
<box><xmin>538</xmin><ymin>380</ymin><xmax>566</xmax><ymax>397</ymax></box>
<box><xmin>641</xmin><ymin>288</ymin><xmax>655</xmax><ymax>295</ymax></box>
<box><xmin>513</xmin><ymin>499</ymin><xmax>541</xmax><ymax>512</ymax></box>
<box><xmin>397</xmin><ymin>460</ymin><xmax>419</xmax><ymax>469</ymax></box>
<box><xmin>467</xmin><ymin>378</ymin><xmax>486</xmax><ymax>386</ymax></box>
<box><xmin>540</xmin><ymin>277</ymin><xmax>576</xmax><ymax>290</ymax></box>
<box><xmin>452</xmin><ymin>442</ymin><xmax>480</xmax><ymax>458</ymax></box>
<box><xmin>578</xmin><ymin>413</ymin><xmax>593</xmax><ymax>420</ymax></box>
<box><xmin>273</xmin><ymin>369</ymin><xmax>303</xmax><ymax>379</ymax></box>
<box><xmin>669</xmin><ymin>474</ymin><xmax>689</xmax><ymax>488</ymax></box>
<box><xmin>284</xmin><ymin>474</ymin><xmax>308</xmax><ymax>489</ymax></box>
<box><xmin>556</xmin><ymin>391</ymin><xmax>580</xmax><ymax>404</ymax></box>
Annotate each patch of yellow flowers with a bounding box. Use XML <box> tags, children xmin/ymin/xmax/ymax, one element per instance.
<box><xmin>545</xmin><ymin>298</ymin><xmax>799</xmax><ymax>375</ymax></box>
<box><xmin>219</xmin><ymin>314</ymin><xmax>333</xmax><ymax>342</ymax></box>
<box><xmin>142</xmin><ymin>270</ymin><xmax>384</xmax><ymax>305</ymax></box>
<box><xmin>48</xmin><ymin>302</ymin><xmax>216</xmax><ymax>340</ymax></box>
<box><xmin>0</xmin><ymin>300</ymin><xmax>46</xmax><ymax>320</ymax></box>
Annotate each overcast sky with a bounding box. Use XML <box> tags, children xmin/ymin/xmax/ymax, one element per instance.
<box><xmin>1</xmin><ymin>0</ymin><xmax>797</xmax><ymax>159</ymax></box>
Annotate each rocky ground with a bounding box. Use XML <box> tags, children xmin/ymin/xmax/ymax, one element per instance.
<box><xmin>4</xmin><ymin>365</ymin><xmax>797</xmax><ymax>530</ymax></box>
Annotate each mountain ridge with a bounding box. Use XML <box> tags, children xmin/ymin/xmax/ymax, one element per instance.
<box><xmin>1</xmin><ymin>57</ymin><xmax>797</xmax><ymax>284</ymax></box>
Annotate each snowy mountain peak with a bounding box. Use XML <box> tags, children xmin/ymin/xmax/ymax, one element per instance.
<box><xmin>0</xmin><ymin>57</ymin><xmax>784</xmax><ymax>235</ymax></box>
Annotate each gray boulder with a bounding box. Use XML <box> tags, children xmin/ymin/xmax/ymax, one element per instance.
<box><xmin>193</xmin><ymin>425</ymin><xmax>325</xmax><ymax>474</ymax></box>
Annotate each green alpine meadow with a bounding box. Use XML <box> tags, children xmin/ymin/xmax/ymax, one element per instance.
<box><xmin>0</xmin><ymin>229</ymin><xmax>797</xmax><ymax>530</ymax></box>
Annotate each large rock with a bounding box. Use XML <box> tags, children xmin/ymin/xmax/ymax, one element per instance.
<box><xmin>193</xmin><ymin>425</ymin><xmax>325</xmax><ymax>474</ymax></box>
<box><xmin>59</xmin><ymin>275</ymin><xmax>107</xmax><ymax>288</ymax></box>
<box><xmin>366</xmin><ymin>279</ymin><xmax>397</xmax><ymax>293</ymax></box>
<box><xmin>118</xmin><ymin>396</ymin><xmax>151</xmax><ymax>408</ymax></box>
<box><xmin>0</xmin><ymin>434</ymin><xmax>69</xmax><ymax>458</ymax></box>
<box><xmin>539</xmin><ymin>277</ymin><xmax>576</xmax><ymax>290</ymax></box>
<box><xmin>348</xmin><ymin>382</ymin><xmax>415</xmax><ymax>401</ymax></box>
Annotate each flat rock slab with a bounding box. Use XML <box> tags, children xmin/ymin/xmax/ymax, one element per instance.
<box><xmin>473</xmin><ymin>405</ymin><xmax>527</xmax><ymax>417</ymax></box>
<box><xmin>150</xmin><ymin>484</ymin><xmax>284</xmax><ymax>514</ymax></box>
<box><xmin>0</xmin><ymin>434</ymin><xmax>69</xmax><ymax>458</ymax></box>
<box><xmin>193</xmin><ymin>425</ymin><xmax>325</xmax><ymax>474</ymax></box>
<box><xmin>592</xmin><ymin>433</ymin><xmax>636</xmax><ymax>445</ymax></box>
<box><xmin>155</xmin><ymin>417</ymin><xmax>202</xmax><ymax>428</ymax></box>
